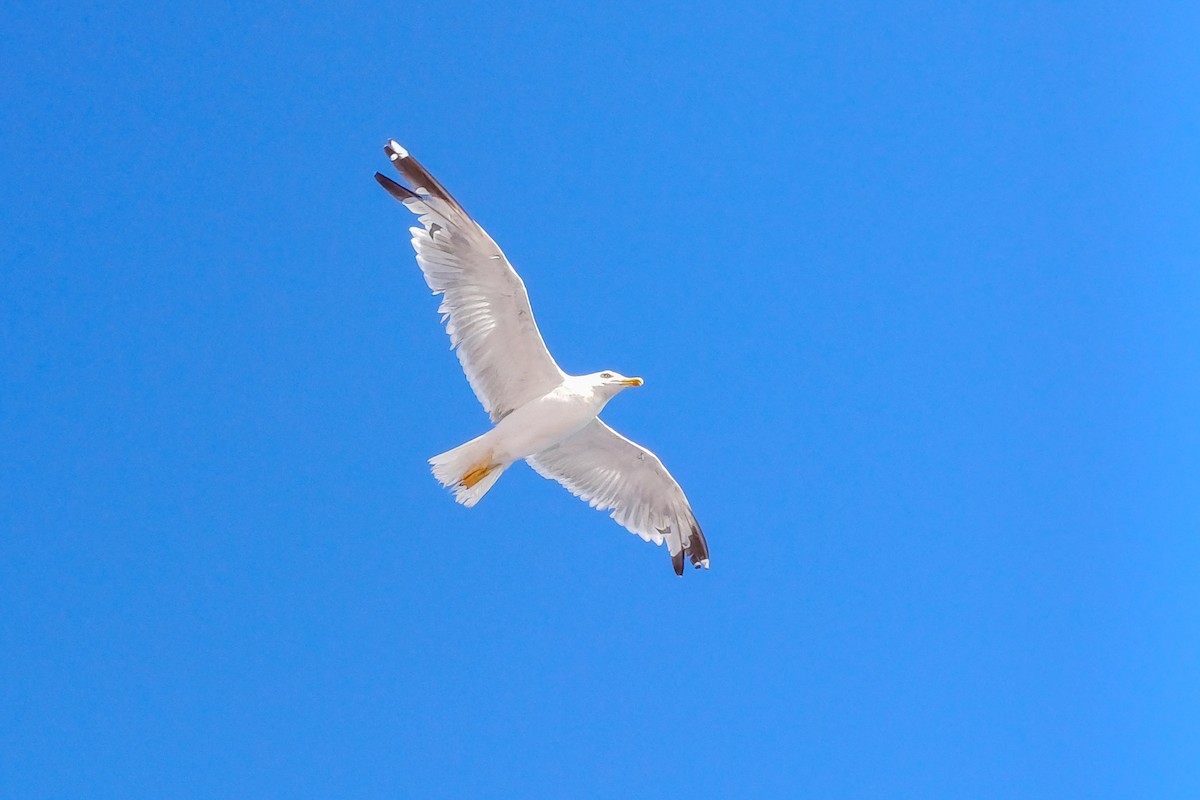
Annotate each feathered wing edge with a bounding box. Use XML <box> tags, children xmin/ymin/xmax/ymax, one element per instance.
<box><xmin>375</xmin><ymin>139</ymin><xmax>471</xmax><ymax>223</ymax></box>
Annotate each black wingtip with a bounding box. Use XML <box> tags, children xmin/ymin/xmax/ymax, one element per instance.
<box><xmin>671</xmin><ymin>549</ymin><xmax>685</xmax><ymax>576</ymax></box>
<box><xmin>375</xmin><ymin>172</ymin><xmax>417</xmax><ymax>203</ymax></box>
<box><xmin>379</xmin><ymin>144</ymin><xmax>470</xmax><ymax>219</ymax></box>
<box><xmin>687</xmin><ymin>522</ymin><xmax>710</xmax><ymax>570</ymax></box>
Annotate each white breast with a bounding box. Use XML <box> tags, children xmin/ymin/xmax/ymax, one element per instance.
<box><xmin>490</xmin><ymin>383</ymin><xmax>600</xmax><ymax>460</ymax></box>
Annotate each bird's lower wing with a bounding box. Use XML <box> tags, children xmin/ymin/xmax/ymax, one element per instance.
<box><xmin>527</xmin><ymin>420</ymin><xmax>709</xmax><ymax>575</ymax></box>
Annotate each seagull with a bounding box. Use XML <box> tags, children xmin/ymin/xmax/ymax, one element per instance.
<box><xmin>375</xmin><ymin>140</ymin><xmax>709</xmax><ymax>574</ymax></box>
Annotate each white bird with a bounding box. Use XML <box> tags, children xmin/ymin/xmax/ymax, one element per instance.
<box><xmin>375</xmin><ymin>140</ymin><xmax>709</xmax><ymax>574</ymax></box>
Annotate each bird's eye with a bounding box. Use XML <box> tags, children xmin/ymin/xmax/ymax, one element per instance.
<box><xmin>601</xmin><ymin>372</ymin><xmax>614</xmax><ymax>379</ymax></box>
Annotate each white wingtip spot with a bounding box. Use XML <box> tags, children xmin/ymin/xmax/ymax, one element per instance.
<box><xmin>387</xmin><ymin>139</ymin><xmax>409</xmax><ymax>159</ymax></box>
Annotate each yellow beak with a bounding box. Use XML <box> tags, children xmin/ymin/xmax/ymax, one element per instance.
<box><xmin>621</xmin><ymin>377</ymin><xmax>644</xmax><ymax>387</ymax></box>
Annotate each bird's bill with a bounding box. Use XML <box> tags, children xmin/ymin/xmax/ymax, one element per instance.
<box><xmin>621</xmin><ymin>377</ymin><xmax>645</xmax><ymax>387</ymax></box>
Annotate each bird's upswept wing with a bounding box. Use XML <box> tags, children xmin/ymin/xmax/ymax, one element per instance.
<box><xmin>375</xmin><ymin>141</ymin><xmax>566</xmax><ymax>422</ymax></box>
<box><xmin>527</xmin><ymin>420</ymin><xmax>710</xmax><ymax>574</ymax></box>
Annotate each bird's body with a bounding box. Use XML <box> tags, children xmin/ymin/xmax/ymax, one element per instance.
<box><xmin>427</xmin><ymin>372</ymin><xmax>642</xmax><ymax>508</ymax></box>
<box><xmin>375</xmin><ymin>140</ymin><xmax>709</xmax><ymax>574</ymax></box>
<box><xmin>491</xmin><ymin>376</ymin><xmax>615</xmax><ymax>462</ymax></box>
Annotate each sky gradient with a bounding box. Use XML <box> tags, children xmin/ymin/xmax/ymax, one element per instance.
<box><xmin>3</xmin><ymin>2</ymin><xmax>1198</xmax><ymax>797</ymax></box>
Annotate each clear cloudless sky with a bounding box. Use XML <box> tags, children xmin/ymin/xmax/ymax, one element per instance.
<box><xmin>2</xmin><ymin>2</ymin><xmax>1198</xmax><ymax>797</ymax></box>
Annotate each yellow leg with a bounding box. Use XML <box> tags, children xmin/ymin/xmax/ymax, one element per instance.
<box><xmin>460</xmin><ymin>461</ymin><xmax>496</xmax><ymax>489</ymax></box>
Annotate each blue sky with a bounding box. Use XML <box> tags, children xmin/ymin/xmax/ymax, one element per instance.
<box><xmin>2</xmin><ymin>2</ymin><xmax>1198</xmax><ymax>797</ymax></box>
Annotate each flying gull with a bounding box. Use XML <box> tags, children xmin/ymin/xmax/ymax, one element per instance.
<box><xmin>375</xmin><ymin>141</ymin><xmax>709</xmax><ymax>574</ymax></box>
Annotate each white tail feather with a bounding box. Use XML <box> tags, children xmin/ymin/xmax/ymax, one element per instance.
<box><xmin>428</xmin><ymin>434</ymin><xmax>508</xmax><ymax>508</ymax></box>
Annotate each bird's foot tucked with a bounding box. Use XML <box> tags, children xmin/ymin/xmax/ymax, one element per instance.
<box><xmin>460</xmin><ymin>461</ymin><xmax>497</xmax><ymax>489</ymax></box>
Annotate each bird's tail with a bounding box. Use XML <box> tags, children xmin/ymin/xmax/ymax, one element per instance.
<box><xmin>429</xmin><ymin>434</ymin><xmax>508</xmax><ymax>507</ymax></box>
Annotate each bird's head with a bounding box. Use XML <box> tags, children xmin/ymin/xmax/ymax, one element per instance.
<box><xmin>589</xmin><ymin>370</ymin><xmax>644</xmax><ymax>397</ymax></box>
